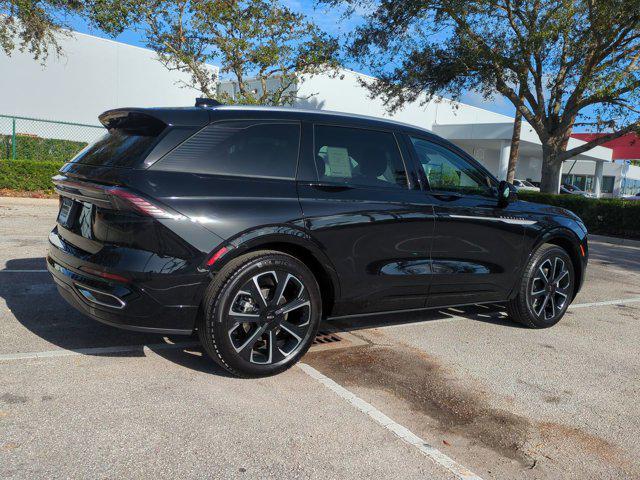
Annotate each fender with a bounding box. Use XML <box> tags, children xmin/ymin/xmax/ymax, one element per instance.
<box><xmin>508</xmin><ymin>225</ymin><xmax>587</xmax><ymax>300</ymax></box>
<box><xmin>201</xmin><ymin>224</ymin><xmax>342</xmax><ymax>313</ymax></box>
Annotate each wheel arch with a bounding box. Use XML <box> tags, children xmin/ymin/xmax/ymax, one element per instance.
<box><xmin>208</xmin><ymin>229</ymin><xmax>341</xmax><ymax>317</ymax></box>
<box><xmin>530</xmin><ymin>228</ymin><xmax>585</xmax><ymax>300</ymax></box>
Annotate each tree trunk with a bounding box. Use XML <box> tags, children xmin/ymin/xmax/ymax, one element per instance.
<box><xmin>507</xmin><ymin>107</ymin><xmax>522</xmax><ymax>183</ymax></box>
<box><xmin>540</xmin><ymin>144</ymin><xmax>564</xmax><ymax>193</ymax></box>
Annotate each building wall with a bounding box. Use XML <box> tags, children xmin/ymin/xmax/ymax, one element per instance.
<box><xmin>295</xmin><ymin>69</ymin><xmax>516</xmax><ymax>131</ymax></box>
<box><xmin>561</xmin><ymin>160</ymin><xmax>640</xmax><ymax>197</ymax></box>
<box><xmin>0</xmin><ymin>31</ymin><xmax>216</xmax><ymax>125</ymax></box>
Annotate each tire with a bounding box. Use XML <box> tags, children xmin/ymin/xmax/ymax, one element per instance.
<box><xmin>507</xmin><ymin>244</ymin><xmax>575</xmax><ymax>328</ymax></box>
<box><xmin>198</xmin><ymin>250</ymin><xmax>321</xmax><ymax>377</ymax></box>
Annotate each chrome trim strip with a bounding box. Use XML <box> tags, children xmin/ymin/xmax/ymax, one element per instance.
<box><xmin>74</xmin><ymin>283</ymin><xmax>126</xmax><ymax>310</ymax></box>
<box><xmin>449</xmin><ymin>214</ymin><xmax>537</xmax><ymax>226</ymax></box>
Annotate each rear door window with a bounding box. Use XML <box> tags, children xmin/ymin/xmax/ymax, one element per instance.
<box><xmin>155</xmin><ymin>121</ymin><xmax>300</xmax><ymax>180</ymax></box>
<box><xmin>313</xmin><ymin>125</ymin><xmax>408</xmax><ymax>189</ymax></box>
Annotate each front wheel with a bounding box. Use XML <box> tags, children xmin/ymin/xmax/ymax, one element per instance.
<box><xmin>198</xmin><ymin>251</ymin><xmax>321</xmax><ymax>377</ymax></box>
<box><xmin>507</xmin><ymin>244</ymin><xmax>575</xmax><ymax>328</ymax></box>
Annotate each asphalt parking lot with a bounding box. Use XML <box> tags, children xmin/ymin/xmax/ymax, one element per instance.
<box><xmin>1</xmin><ymin>196</ymin><xmax>639</xmax><ymax>479</ymax></box>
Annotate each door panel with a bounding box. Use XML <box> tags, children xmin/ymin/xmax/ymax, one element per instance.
<box><xmin>298</xmin><ymin>183</ymin><xmax>434</xmax><ymax>314</ymax></box>
<box><xmin>428</xmin><ymin>194</ymin><xmax>526</xmax><ymax>306</ymax></box>
<box><xmin>406</xmin><ymin>135</ymin><xmax>525</xmax><ymax>307</ymax></box>
<box><xmin>297</xmin><ymin>124</ymin><xmax>435</xmax><ymax>315</ymax></box>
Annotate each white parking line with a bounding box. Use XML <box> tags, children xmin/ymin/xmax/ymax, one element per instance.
<box><xmin>1</xmin><ymin>269</ymin><xmax>48</xmax><ymax>273</ymax></box>
<box><xmin>569</xmin><ymin>297</ymin><xmax>640</xmax><ymax>309</ymax></box>
<box><xmin>298</xmin><ymin>363</ymin><xmax>483</xmax><ymax>480</ymax></box>
<box><xmin>0</xmin><ymin>341</ymin><xmax>200</xmax><ymax>362</ymax></box>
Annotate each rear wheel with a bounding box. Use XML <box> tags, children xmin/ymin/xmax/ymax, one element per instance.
<box><xmin>507</xmin><ymin>244</ymin><xmax>575</xmax><ymax>328</ymax></box>
<box><xmin>198</xmin><ymin>251</ymin><xmax>321</xmax><ymax>377</ymax></box>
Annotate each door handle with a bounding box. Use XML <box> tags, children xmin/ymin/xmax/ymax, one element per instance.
<box><xmin>308</xmin><ymin>182</ymin><xmax>354</xmax><ymax>192</ymax></box>
<box><xmin>431</xmin><ymin>192</ymin><xmax>463</xmax><ymax>201</ymax></box>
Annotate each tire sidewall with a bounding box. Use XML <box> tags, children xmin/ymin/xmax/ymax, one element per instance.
<box><xmin>524</xmin><ymin>246</ymin><xmax>575</xmax><ymax>327</ymax></box>
<box><xmin>205</xmin><ymin>254</ymin><xmax>321</xmax><ymax>377</ymax></box>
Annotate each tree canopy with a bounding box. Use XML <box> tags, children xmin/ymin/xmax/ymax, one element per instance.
<box><xmin>327</xmin><ymin>0</ymin><xmax>640</xmax><ymax>192</ymax></box>
<box><xmin>0</xmin><ymin>0</ymin><xmax>84</xmax><ymax>59</ymax></box>
<box><xmin>89</xmin><ymin>0</ymin><xmax>339</xmax><ymax>105</ymax></box>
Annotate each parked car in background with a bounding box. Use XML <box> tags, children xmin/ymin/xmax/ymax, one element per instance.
<box><xmin>47</xmin><ymin>103</ymin><xmax>589</xmax><ymax>377</ymax></box>
<box><xmin>623</xmin><ymin>192</ymin><xmax>640</xmax><ymax>200</ymax></box>
<box><xmin>513</xmin><ymin>179</ymin><xmax>540</xmax><ymax>192</ymax></box>
<box><xmin>561</xmin><ymin>183</ymin><xmax>595</xmax><ymax>197</ymax></box>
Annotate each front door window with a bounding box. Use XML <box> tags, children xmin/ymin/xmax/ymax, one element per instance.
<box><xmin>409</xmin><ymin>137</ymin><xmax>495</xmax><ymax>196</ymax></box>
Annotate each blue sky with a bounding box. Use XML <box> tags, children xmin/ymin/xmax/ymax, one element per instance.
<box><xmin>66</xmin><ymin>1</ymin><xmax>516</xmax><ymax>117</ymax></box>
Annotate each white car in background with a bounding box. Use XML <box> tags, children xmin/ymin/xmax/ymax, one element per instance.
<box><xmin>513</xmin><ymin>179</ymin><xmax>541</xmax><ymax>192</ymax></box>
<box><xmin>623</xmin><ymin>192</ymin><xmax>640</xmax><ymax>201</ymax></box>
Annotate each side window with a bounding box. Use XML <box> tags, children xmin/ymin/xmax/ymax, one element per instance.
<box><xmin>314</xmin><ymin>125</ymin><xmax>408</xmax><ymax>189</ymax></box>
<box><xmin>156</xmin><ymin>121</ymin><xmax>300</xmax><ymax>179</ymax></box>
<box><xmin>410</xmin><ymin>137</ymin><xmax>495</xmax><ymax>195</ymax></box>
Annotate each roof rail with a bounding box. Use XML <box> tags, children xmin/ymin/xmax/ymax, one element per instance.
<box><xmin>195</xmin><ymin>97</ymin><xmax>224</xmax><ymax>108</ymax></box>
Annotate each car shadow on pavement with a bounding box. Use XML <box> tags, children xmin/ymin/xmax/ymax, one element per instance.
<box><xmin>3</xmin><ymin>257</ymin><xmax>523</xmax><ymax>376</ymax></box>
<box><xmin>1</xmin><ymin>257</ymin><xmax>233</xmax><ymax>377</ymax></box>
<box><xmin>326</xmin><ymin>302</ymin><xmax>528</xmax><ymax>333</ymax></box>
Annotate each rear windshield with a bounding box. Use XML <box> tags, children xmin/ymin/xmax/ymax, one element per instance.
<box><xmin>68</xmin><ymin>129</ymin><xmax>160</xmax><ymax>168</ymax></box>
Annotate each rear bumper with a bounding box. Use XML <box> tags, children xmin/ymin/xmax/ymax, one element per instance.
<box><xmin>48</xmin><ymin>228</ymin><xmax>208</xmax><ymax>335</ymax></box>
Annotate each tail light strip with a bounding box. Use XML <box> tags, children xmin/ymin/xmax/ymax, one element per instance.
<box><xmin>53</xmin><ymin>176</ymin><xmax>181</xmax><ymax>220</ymax></box>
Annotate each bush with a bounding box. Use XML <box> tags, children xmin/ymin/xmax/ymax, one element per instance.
<box><xmin>518</xmin><ymin>191</ymin><xmax>640</xmax><ymax>239</ymax></box>
<box><xmin>0</xmin><ymin>159</ymin><xmax>63</xmax><ymax>192</ymax></box>
<box><xmin>0</xmin><ymin>134</ymin><xmax>87</xmax><ymax>162</ymax></box>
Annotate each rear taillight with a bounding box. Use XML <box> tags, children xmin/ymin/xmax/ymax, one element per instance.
<box><xmin>53</xmin><ymin>177</ymin><xmax>181</xmax><ymax>220</ymax></box>
<box><xmin>109</xmin><ymin>188</ymin><xmax>175</xmax><ymax>218</ymax></box>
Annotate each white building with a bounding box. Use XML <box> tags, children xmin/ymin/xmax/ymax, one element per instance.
<box><xmin>0</xmin><ymin>30</ymin><xmax>217</xmax><ymax>126</ymax></box>
<box><xmin>562</xmin><ymin>160</ymin><xmax>640</xmax><ymax>197</ymax></box>
<box><xmin>3</xmin><ymin>29</ymin><xmax>632</xmax><ymax>196</ymax></box>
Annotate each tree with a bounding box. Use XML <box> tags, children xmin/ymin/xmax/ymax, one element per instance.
<box><xmin>507</xmin><ymin>87</ymin><xmax>525</xmax><ymax>183</ymax></box>
<box><xmin>90</xmin><ymin>0</ymin><xmax>339</xmax><ymax>105</ymax></box>
<box><xmin>327</xmin><ymin>0</ymin><xmax>640</xmax><ymax>192</ymax></box>
<box><xmin>0</xmin><ymin>1</ymin><xmax>84</xmax><ymax>60</ymax></box>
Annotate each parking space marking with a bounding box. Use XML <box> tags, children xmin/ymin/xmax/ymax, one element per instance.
<box><xmin>0</xmin><ymin>269</ymin><xmax>48</xmax><ymax>273</ymax></box>
<box><xmin>0</xmin><ymin>341</ymin><xmax>200</xmax><ymax>362</ymax></box>
<box><xmin>298</xmin><ymin>363</ymin><xmax>483</xmax><ymax>480</ymax></box>
<box><xmin>569</xmin><ymin>297</ymin><xmax>640</xmax><ymax>309</ymax></box>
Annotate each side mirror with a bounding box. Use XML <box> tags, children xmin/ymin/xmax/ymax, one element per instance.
<box><xmin>497</xmin><ymin>180</ymin><xmax>514</xmax><ymax>207</ymax></box>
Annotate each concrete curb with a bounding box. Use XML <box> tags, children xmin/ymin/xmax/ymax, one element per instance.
<box><xmin>589</xmin><ymin>234</ymin><xmax>640</xmax><ymax>249</ymax></box>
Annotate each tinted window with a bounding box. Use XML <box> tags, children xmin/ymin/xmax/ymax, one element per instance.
<box><xmin>602</xmin><ymin>176</ymin><xmax>614</xmax><ymax>194</ymax></box>
<box><xmin>410</xmin><ymin>137</ymin><xmax>495</xmax><ymax>195</ymax></box>
<box><xmin>156</xmin><ymin>121</ymin><xmax>300</xmax><ymax>179</ymax></box>
<box><xmin>314</xmin><ymin>125</ymin><xmax>407</xmax><ymax>189</ymax></box>
<box><xmin>69</xmin><ymin>130</ymin><xmax>159</xmax><ymax>167</ymax></box>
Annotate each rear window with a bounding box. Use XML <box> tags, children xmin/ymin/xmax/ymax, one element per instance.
<box><xmin>154</xmin><ymin>121</ymin><xmax>300</xmax><ymax>180</ymax></box>
<box><xmin>68</xmin><ymin>130</ymin><xmax>160</xmax><ymax>168</ymax></box>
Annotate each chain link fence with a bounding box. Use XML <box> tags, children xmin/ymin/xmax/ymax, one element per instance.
<box><xmin>0</xmin><ymin>114</ymin><xmax>105</xmax><ymax>162</ymax></box>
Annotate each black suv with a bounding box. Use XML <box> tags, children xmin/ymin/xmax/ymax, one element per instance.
<box><xmin>48</xmin><ymin>104</ymin><xmax>588</xmax><ymax>377</ymax></box>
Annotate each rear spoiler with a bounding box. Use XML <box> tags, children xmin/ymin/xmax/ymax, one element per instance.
<box><xmin>98</xmin><ymin>107</ymin><xmax>211</xmax><ymax>131</ymax></box>
<box><xmin>98</xmin><ymin>111</ymin><xmax>166</xmax><ymax>135</ymax></box>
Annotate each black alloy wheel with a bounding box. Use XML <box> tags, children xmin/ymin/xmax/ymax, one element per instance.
<box><xmin>199</xmin><ymin>251</ymin><xmax>321</xmax><ymax>377</ymax></box>
<box><xmin>527</xmin><ymin>255</ymin><xmax>571</xmax><ymax>322</ymax></box>
<box><xmin>507</xmin><ymin>244</ymin><xmax>575</xmax><ymax>328</ymax></box>
<box><xmin>226</xmin><ymin>270</ymin><xmax>312</xmax><ymax>364</ymax></box>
